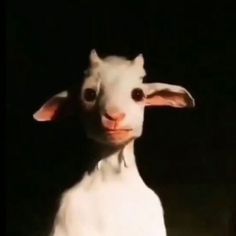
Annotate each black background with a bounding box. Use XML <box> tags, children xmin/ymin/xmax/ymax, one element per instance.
<box><xmin>7</xmin><ymin>1</ymin><xmax>236</xmax><ymax>236</ymax></box>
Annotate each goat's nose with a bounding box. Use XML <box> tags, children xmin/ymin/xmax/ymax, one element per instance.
<box><xmin>104</xmin><ymin>111</ymin><xmax>125</xmax><ymax>122</ymax></box>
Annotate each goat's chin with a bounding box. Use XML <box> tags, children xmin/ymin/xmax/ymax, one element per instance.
<box><xmin>87</xmin><ymin>132</ymin><xmax>136</xmax><ymax>147</ymax></box>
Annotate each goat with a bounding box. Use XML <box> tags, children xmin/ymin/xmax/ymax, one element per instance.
<box><xmin>33</xmin><ymin>50</ymin><xmax>195</xmax><ymax>236</ymax></box>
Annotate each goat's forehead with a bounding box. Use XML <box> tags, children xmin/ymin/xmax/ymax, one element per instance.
<box><xmin>84</xmin><ymin>63</ymin><xmax>145</xmax><ymax>87</ymax></box>
<box><xmin>102</xmin><ymin>76</ymin><xmax>142</xmax><ymax>92</ymax></box>
<box><xmin>83</xmin><ymin>72</ymin><xmax>143</xmax><ymax>91</ymax></box>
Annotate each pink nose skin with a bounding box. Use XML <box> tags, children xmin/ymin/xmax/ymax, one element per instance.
<box><xmin>104</xmin><ymin>112</ymin><xmax>125</xmax><ymax>122</ymax></box>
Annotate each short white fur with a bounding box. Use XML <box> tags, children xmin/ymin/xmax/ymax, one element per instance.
<box><xmin>33</xmin><ymin>49</ymin><xmax>195</xmax><ymax>236</ymax></box>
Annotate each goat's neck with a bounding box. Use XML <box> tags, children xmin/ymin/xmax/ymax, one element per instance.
<box><xmin>89</xmin><ymin>140</ymin><xmax>141</xmax><ymax>181</ymax></box>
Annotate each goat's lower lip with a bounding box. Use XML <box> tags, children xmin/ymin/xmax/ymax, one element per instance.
<box><xmin>104</xmin><ymin>129</ymin><xmax>132</xmax><ymax>141</ymax></box>
<box><xmin>104</xmin><ymin>129</ymin><xmax>132</xmax><ymax>134</ymax></box>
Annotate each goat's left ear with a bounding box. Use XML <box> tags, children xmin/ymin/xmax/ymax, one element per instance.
<box><xmin>33</xmin><ymin>90</ymin><xmax>77</xmax><ymax>122</ymax></box>
<box><xmin>144</xmin><ymin>82</ymin><xmax>195</xmax><ymax>108</ymax></box>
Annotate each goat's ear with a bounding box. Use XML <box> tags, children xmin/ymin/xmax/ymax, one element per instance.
<box><xmin>33</xmin><ymin>90</ymin><xmax>77</xmax><ymax>122</ymax></box>
<box><xmin>144</xmin><ymin>82</ymin><xmax>195</xmax><ymax>108</ymax></box>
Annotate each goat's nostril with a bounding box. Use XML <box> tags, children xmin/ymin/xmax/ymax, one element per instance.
<box><xmin>104</xmin><ymin>112</ymin><xmax>125</xmax><ymax>121</ymax></box>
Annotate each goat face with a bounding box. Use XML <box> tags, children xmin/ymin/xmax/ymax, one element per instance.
<box><xmin>33</xmin><ymin>50</ymin><xmax>195</xmax><ymax>147</ymax></box>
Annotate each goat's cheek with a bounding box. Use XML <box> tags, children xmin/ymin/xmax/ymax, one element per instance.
<box><xmin>130</xmin><ymin>106</ymin><xmax>144</xmax><ymax>127</ymax></box>
<box><xmin>131</xmin><ymin>111</ymin><xmax>144</xmax><ymax>137</ymax></box>
<box><xmin>135</xmin><ymin>126</ymin><xmax>143</xmax><ymax>137</ymax></box>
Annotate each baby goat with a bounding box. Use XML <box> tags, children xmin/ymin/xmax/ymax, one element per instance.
<box><xmin>33</xmin><ymin>50</ymin><xmax>195</xmax><ymax>236</ymax></box>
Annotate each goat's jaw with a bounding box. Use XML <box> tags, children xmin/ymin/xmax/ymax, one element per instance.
<box><xmin>105</xmin><ymin>129</ymin><xmax>133</xmax><ymax>144</ymax></box>
<box><xmin>83</xmin><ymin>118</ymin><xmax>143</xmax><ymax>146</ymax></box>
<box><xmin>86</xmin><ymin>129</ymin><xmax>136</xmax><ymax>147</ymax></box>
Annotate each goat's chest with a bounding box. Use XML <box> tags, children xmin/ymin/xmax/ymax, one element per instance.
<box><xmin>58</xmin><ymin>174</ymin><xmax>166</xmax><ymax>236</ymax></box>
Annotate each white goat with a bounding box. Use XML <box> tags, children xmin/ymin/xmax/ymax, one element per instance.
<box><xmin>33</xmin><ymin>50</ymin><xmax>195</xmax><ymax>236</ymax></box>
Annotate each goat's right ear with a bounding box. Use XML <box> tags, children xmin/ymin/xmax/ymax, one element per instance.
<box><xmin>33</xmin><ymin>90</ymin><xmax>77</xmax><ymax>122</ymax></box>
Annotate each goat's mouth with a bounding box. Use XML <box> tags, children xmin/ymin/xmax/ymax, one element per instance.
<box><xmin>104</xmin><ymin>128</ymin><xmax>132</xmax><ymax>133</ymax></box>
<box><xmin>86</xmin><ymin>126</ymin><xmax>134</xmax><ymax>146</ymax></box>
<box><xmin>103</xmin><ymin>128</ymin><xmax>133</xmax><ymax>142</ymax></box>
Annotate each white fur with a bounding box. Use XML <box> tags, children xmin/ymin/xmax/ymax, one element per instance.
<box><xmin>50</xmin><ymin>142</ymin><xmax>166</xmax><ymax>236</ymax></box>
<box><xmin>33</xmin><ymin>50</ymin><xmax>195</xmax><ymax>236</ymax></box>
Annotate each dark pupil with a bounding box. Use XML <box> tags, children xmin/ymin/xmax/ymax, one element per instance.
<box><xmin>84</xmin><ymin>88</ymin><xmax>97</xmax><ymax>101</ymax></box>
<box><xmin>131</xmin><ymin>88</ymin><xmax>145</xmax><ymax>101</ymax></box>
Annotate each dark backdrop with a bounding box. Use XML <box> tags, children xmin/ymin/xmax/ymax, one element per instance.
<box><xmin>7</xmin><ymin>1</ymin><xmax>236</xmax><ymax>236</ymax></box>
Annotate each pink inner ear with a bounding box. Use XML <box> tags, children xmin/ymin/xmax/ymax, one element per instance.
<box><xmin>34</xmin><ymin>94</ymin><xmax>78</xmax><ymax>122</ymax></box>
<box><xmin>34</xmin><ymin>96</ymin><xmax>68</xmax><ymax>121</ymax></box>
<box><xmin>34</xmin><ymin>102</ymin><xmax>60</xmax><ymax>121</ymax></box>
<box><xmin>145</xmin><ymin>96</ymin><xmax>171</xmax><ymax>106</ymax></box>
<box><xmin>145</xmin><ymin>94</ymin><xmax>189</xmax><ymax>107</ymax></box>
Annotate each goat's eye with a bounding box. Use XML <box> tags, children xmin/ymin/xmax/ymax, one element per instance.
<box><xmin>131</xmin><ymin>88</ymin><xmax>145</xmax><ymax>102</ymax></box>
<box><xmin>83</xmin><ymin>88</ymin><xmax>97</xmax><ymax>102</ymax></box>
